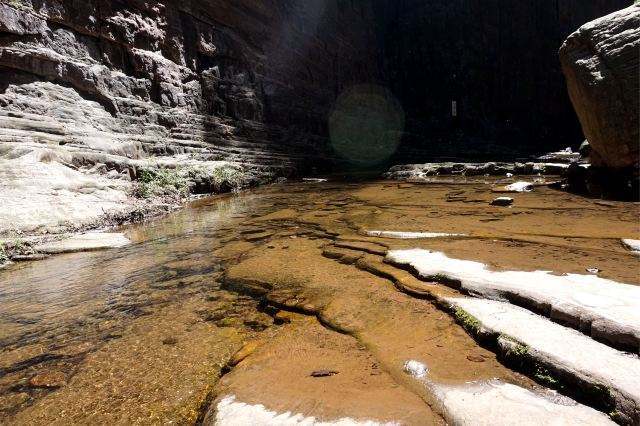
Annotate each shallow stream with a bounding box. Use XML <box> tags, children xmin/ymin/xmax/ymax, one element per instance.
<box><xmin>1</xmin><ymin>179</ymin><xmax>638</xmax><ymax>424</ymax></box>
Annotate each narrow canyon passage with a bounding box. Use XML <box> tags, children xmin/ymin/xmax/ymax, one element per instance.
<box><xmin>1</xmin><ymin>178</ymin><xmax>638</xmax><ymax>424</ymax></box>
<box><xmin>0</xmin><ymin>1</ymin><xmax>638</xmax><ymax>424</ymax></box>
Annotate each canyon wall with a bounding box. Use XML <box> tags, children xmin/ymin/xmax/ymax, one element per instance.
<box><xmin>0</xmin><ymin>0</ymin><xmax>634</xmax><ymax>233</ymax></box>
<box><xmin>0</xmin><ymin>0</ymin><xmax>631</xmax><ymax>170</ymax></box>
<box><xmin>0</xmin><ymin>0</ymin><xmax>378</xmax><ymax>172</ymax></box>
<box><xmin>0</xmin><ymin>0</ymin><xmax>379</xmax><ymax>234</ymax></box>
<box><xmin>373</xmin><ymin>0</ymin><xmax>630</xmax><ymax>161</ymax></box>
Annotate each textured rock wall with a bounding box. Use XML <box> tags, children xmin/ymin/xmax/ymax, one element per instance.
<box><xmin>560</xmin><ymin>4</ymin><xmax>639</xmax><ymax>170</ymax></box>
<box><xmin>373</xmin><ymin>0</ymin><xmax>630</xmax><ymax>161</ymax></box>
<box><xmin>0</xmin><ymin>0</ymin><xmax>379</xmax><ymax>170</ymax></box>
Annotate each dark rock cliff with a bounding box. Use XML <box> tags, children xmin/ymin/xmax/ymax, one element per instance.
<box><xmin>373</xmin><ymin>0</ymin><xmax>630</xmax><ymax>162</ymax></box>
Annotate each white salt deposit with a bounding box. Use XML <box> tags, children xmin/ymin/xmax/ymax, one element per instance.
<box><xmin>402</xmin><ymin>356</ymin><xmax>614</xmax><ymax>424</ymax></box>
<box><xmin>215</xmin><ymin>395</ymin><xmax>398</xmax><ymax>426</ymax></box>
<box><xmin>365</xmin><ymin>231</ymin><xmax>464</xmax><ymax>239</ymax></box>
<box><xmin>386</xmin><ymin>249</ymin><xmax>640</xmax><ymax>349</ymax></box>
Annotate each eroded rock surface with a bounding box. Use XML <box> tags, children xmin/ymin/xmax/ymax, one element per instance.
<box><xmin>1</xmin><ymin>180</ymin><xmax>638</xmax><ymax>424</ymax></box>
<box><xmin>445</xmin><ymin>297</ymin><xmax>640</xmax><ymax>425</ymax></box>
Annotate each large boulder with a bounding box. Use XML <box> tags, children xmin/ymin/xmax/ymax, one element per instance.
<box><xmin>560</xmin><ymin>5</ymin><xmax>640</xmax><ymax>170</ymax></box>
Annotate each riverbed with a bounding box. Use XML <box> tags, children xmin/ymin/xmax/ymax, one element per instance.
<box><xmin>1</xmin><ymin>178</ymin><xmax>639</xmax><ymax>424</ymax></box>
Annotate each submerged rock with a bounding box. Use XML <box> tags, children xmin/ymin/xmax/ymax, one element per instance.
<box><xmin>227</xmin><ymin>341</ymin><xmax>262</xmax><ymax>369</ymax></box>
<box><xmin>35</xmin><ymin>233</ymin><xmax>130</xmax><ymax>254</ymax></box>
<box><xmin>29</xmin><ymin>371</ymin><xmax>67</xmax><ymax>389</ymax></box>
<box><xmin>244</xmin><ymin>231</ymin><xmax>275</xmax><ymax>242</ymax></box>
<box><xmin>310</xmin><ymin>370</ymin><xmax>339</xmax><ymax>378</ymax></box>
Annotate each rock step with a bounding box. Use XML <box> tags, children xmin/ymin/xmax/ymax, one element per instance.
<box><xmin>319</xmin><ymin>246</ymin><xmax>621</xmax><ymax>424</ymax></box>
<box><xmin>386</xmin><ymin>249</ymin><xmax>640</xmax><ymax>353</ymax></box>
<box><xmin>445</xmin><ymin>297</ymin><xmax>640</xmax><ymax>425</ymax></box>
<box><xmin>432</xmin><ymin>380</ymin><xmax>614</xmax><ymax>426</ymax></box>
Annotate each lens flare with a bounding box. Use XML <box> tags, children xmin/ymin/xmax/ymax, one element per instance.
<box><xmin>329</xmin><ymin>85</ymin><xmax>405</xmax><ymax>166</ymax></box>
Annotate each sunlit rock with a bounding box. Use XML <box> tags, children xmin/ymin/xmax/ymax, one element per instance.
<box><xmin>503</xmin><ymin>182</ymin><xmax>534</xmax><ymax>193</ymax></box>
<box><xmin>35</xmin><ymin>232</ymin><xmax>130</xmax><ymax>254</ymax></box>
<box><xmin>386</xmin><ymin>249</ymin><xmax>640</xmax><ymax>351</ymax></box>
<box><xmin>622</xmin><ymin>239</ymin><xmax>640</xmax><ymax>255</ymax></box>
<box><xmin>436</xmin><ymin>380</ymin><xmax>614</xmax><ymax>426</ymax></box>
<box><xmin>445</xmin><ymin>297</ymin><xmax>640</xmax><ymax>424</ymax></box>
<box><xmin>214</xmin><ymin>395</ymin><xmax>399</xmax><ymax>426</ymax></box>
<box><xmin>403</xmin><ymin>360</ymin><xmax>429</xmax><ymax>378</ymax></box>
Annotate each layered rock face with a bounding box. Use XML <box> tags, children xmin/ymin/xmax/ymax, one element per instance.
<box><xmin>0</xmin><ymin>0</ymin><xmax>378</xmax><ymax>163</ymax></box>
<box><xmin>0</xmin><ymin>0</ymin><xmax>378</xmax><ymax>234</ymax></box>
<box><xmin>373</xmin><ymin>0</ymin><xmax>630</xmax><ymax>161</ymax></box>
<box><xmin>560</xmin><ymin>5</ymin><xmax>639</xmax><ymax>170</ymax></box>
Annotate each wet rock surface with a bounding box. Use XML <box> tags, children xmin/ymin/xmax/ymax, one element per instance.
<box><xmin>34</xmin><ymin>232</ymin><xmax>130</xmax><ymax>254</ymax></box>
<box><xmin>384</xmin><ymin>161</ymin><xmax>577</xmax><ymax>181</ymax></box>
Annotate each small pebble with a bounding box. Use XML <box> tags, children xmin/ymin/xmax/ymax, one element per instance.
<box><xmin>491</xmin><ymin>197</ymin><xmax>514</xmax><ymax>207</ymax></box>
<box><xmin>29</xmin><ymin>371</ymin><xmax>67</xmax><ymax>388</ymax></box>
<box><xmin>311</xmin><ymin>370</ymin><xmax>339</xmax><ymax>377</ymax></box>
<box><xmin>162</xmin><ymin>337</ymin><xmax>178</xmax><ymax>345</ymax></box>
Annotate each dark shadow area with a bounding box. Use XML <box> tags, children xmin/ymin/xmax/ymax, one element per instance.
<box><xmin>370</xmin><ymin>0</ymin><xmax>630</xmax><ymax>162</ymax></box>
